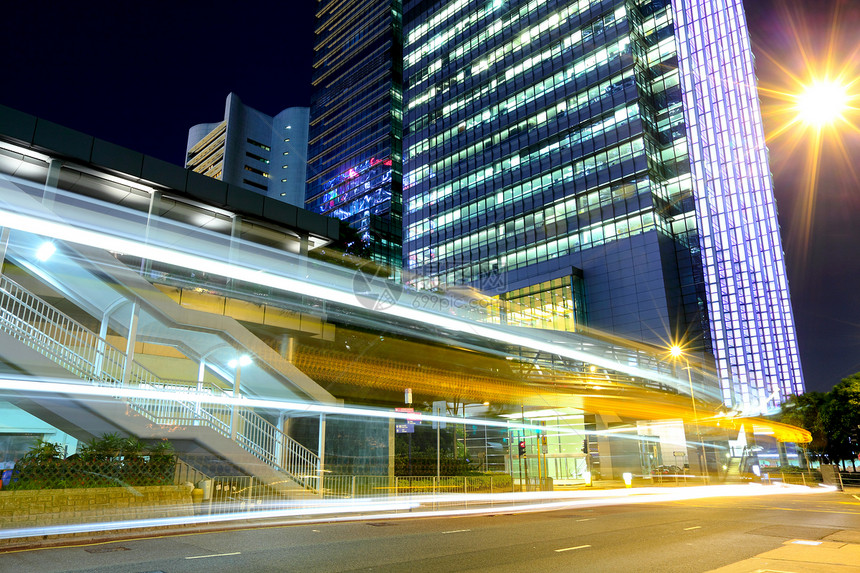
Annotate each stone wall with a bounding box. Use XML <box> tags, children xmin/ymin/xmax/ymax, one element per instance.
<box><xmin>0</xmin><ymin>485</ymin><xmax>192</xmax><ymax>530</ymax></box>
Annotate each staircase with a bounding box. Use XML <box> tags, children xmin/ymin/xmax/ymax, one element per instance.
<box><xmin>0</xmin><ymin>274</ymin><xmax>320</xmax><ymax>493</ymax></box>
<box><xmin>722</xmin><ymin>447</ymin><xmax>751</xmax><ymax>482</ymax></box>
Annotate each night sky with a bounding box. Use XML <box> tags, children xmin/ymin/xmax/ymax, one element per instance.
<box><xmin>3</xmin><ymin>1</ymin><xmax>858</xmax><ymax>393</ymax></box>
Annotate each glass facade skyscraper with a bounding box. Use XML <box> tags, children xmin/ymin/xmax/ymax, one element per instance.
<box><xmin>402</xmin><ymin>0</ymin><xmax>803</xmax><ymax>412</ymax></box>
<box><xmin>306</xmin><ymin>0</ymin><xmax>404</xmax><ymax>268</ymax></box>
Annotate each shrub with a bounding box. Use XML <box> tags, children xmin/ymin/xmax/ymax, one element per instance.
<box><xmin>6</xmin><ymin>435</ymin><xmax>176</xmax><ymax>490</ymax></box>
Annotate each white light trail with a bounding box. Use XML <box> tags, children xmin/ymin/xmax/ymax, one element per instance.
<box><xmin>0</xmin><ymin>177</ymin><xmax>702</xmax><ymax>397</ymax></box>
<box><xmin>0</xmin><ymin>483</ymin><xmax>831</xmax><ymax>541</ymax></box>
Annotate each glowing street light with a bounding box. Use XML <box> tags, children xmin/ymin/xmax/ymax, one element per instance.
<box><xmin>793</xmin><ymin>79</ymin><xmax>850</xmax><ymax>128</ymax></box>
<box><xmin>35</xmin><ymin>241</ymin><xmax>56</xmax><ymax>262</ymax></box>
<box><xmin>228</xmin><ymin>354</ymin><xmax>252</xmax><ymax>369</ymax></box>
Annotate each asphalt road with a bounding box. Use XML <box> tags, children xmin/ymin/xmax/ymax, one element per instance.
<box><xmin>2</xmin><ymin>491</ymin><xmax>859</xmax><ymax>572</ymax></box>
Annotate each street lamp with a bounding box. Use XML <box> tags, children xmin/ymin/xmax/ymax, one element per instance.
<box><xmin>793</xmin><ymin>79</ymin><xmax>850</xmax><ymax>128</ymax></box>
<box><xmin>670</xmin><ymin>345</ymin><xmax>708</xmax><ymax>482</ymax></box>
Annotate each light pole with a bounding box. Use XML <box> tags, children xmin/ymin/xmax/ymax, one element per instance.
<box><xmin>670</xmin><ymin>345</ymin><xmax>708</xmax><ymax>482</ymax></box>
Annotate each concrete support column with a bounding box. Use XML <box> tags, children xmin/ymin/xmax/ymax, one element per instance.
<box><xmin>230</xmin><ymin>215</ymin><xmax>242</xmax><ymax>257</ymax></box>
<box><xmin>317</xmin><ymin>414</ymin><xmax>326</xmax><ymax>497</ymax></box>
<box><xmin>0</xmin><ymin>227</ymin><xmax>10</xmax><ymax>275</ymax></box>
<box><xmin>120</xmin><ymin>303</ymin><xmax>140</xmax><ymax>386</ymax></box>
<box><xmin>227</xmin><ymin>215</ymin><xmax>241</xmax><ymax>289</ymax></box>
<box><xmin>275</xmin><ymin>411</ymin><xmax>290</xmax><ymax>469</ymax></box>
<box><xmin>230</xmin><ymin>363</ymin><xmax>243</xmax><ymax>441</ymax></box>
<box><xmin>777</xmin><ymin>441</ymin><xmax>789</xmax><ymax>467</ymax></box>
<box><xmin>279</xmin><ymin>335</ymin><xmax>295</xmax><ymax>363</ymax></box>
<box><xmin>140</xmin><ymin>190</ymin><xmax>162</xmax><ymax>277</ymax></box>
<box><xmin>298</xmin><ymin>233</ymin><xmax>310</xmax><ymax>281</ymax></box>
<box><xmin>195</xmin><ymin>359</ymin><xmax>206</xmax><ymax>423</ymax></box>
<box><xmin>388</xmin><ymin>417</ymin><xmax>395</xmax><ymax>486</ymax></box>
<box><xmin>299</xmin><ymin>234</ymin><xmax>310</xmax><ymax>257</ymax></box>
<box><xmin>93</xmin><ymin>312</ymin><xmax>110</xmax><ymax>379</ymax></box>
<box><xmin>43</xmin><ymin>158</ymin><xmax>62</xmax><ymax>208</ymax></box>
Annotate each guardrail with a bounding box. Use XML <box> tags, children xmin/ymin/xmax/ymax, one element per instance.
<box><xmin>0</xmin><ymin>275</ymin><xmax>319</xmax><ymax>492</ymax></box>
<box><xmin>186</xmin><ymin>474</ymin><xmax>515</xmax><ymax>515</ymax></box>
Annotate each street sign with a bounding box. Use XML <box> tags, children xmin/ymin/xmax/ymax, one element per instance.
<box><xmin>395</xmin><ymin>424</ymin><xmax>414</xmax><ymax>434</ymax></box>
<box><xmin>395</xmin><ymin>407</ymin><xmax>421</xmax><ymax>432</ymax></box>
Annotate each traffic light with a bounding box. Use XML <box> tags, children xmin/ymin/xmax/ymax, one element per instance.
<box><xmin>518</xmin><ymin>440</ymin><xmax>526</xmax><ymax>456</ymax></box>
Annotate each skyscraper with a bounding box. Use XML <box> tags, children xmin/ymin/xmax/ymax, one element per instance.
<box><xmin>306</xmin><ymin>0</ymin><xmax>404</xmax><ymax>268</ymax></box>
<box><xmin>402</xmin><ymin>0</ymin><xmax>803</xmax><ymax>412</ymax></box>
<box><xmin>186</xmin><ymin>93</ymin><xmax>310</xmax><ymax>207</ymax></box>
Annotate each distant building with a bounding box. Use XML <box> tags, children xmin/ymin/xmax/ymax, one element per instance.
<box><xmin>305</xmin><ymin>0</ymin><xmax>403</xmax><ymax>269</ymax></box>
<box><xmin>402</xmin><ymin>0</ymin><xmax>804</xmax><ymax>412</ymax></box>
<box><xmin>186</xmin><ymin>93</ymin><xmax>309</xmax><ymax>207</ymax></box>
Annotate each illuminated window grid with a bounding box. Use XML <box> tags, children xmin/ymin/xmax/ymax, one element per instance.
<box><xmin>409</xmin><ymin>209</ymin><xmax>656</xmax><ymax>288</ymax></box>
<box><xmin>406</xmin><ymin>174</ymin><xmax>648</xmax><ymax>246</ymax></box>
<box><xmin>407</xmin><ymin>124</ymin><xmax>644</xmax><ymax>231</ymax></box>
<box><xmin>408</xmin><ymin>19</ymin><xmax>630</xmax><ymax>134</ymax></box>
<box><xmin>408</xmin><ymin>1</ymin><xmax>670</xmax><ymax>130</ymax></box>
<box><xmin>409</xmin><ymin>1</ymin><xmax>618</xmax><ymax>101</ymax></box>
<box><xmin>500</xmin><ymin>277</ymin><xmax>584</xmax><ymax>332</ymax></box>
<box><xmin>425</xmin><ymin>80</ymin><xmax>637</xmax><ymax>179</ymax></box>
<box><xmin>405</xmin><ymin>34</ymin><xmax>634</xmax><ymax>190</ymax></box>
<box><xmin>406</xmin><ymin>105</ymin><xmax>639</xmax><ymax>239</ymax></box>
<box><xmin>672</xmin><ymin>0</ymin><xmax>804</xmax><ymax>409</ymax></box>
<box><xmin>407</xmin><ymin>66</ymin><xmax>634</xmax><ymax>164</ymax></box>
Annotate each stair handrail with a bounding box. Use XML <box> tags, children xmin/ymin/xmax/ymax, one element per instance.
<box><xmin>0</xmin><ymin>274</ymin><xmax>319</xmax><ymax>490</ymax></box>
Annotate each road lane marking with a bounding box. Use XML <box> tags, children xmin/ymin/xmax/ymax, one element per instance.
<box><xmin>555</xmin><ymin>545</ymin><xmax>591</xmax><ymax>552</ymax></box>
<box><xmin>683</xmin><ymin>526</ymin><xmax>701</xmax><ymax>531</ymax></box>
<box><xmin>442</xmin><ymin>529</ymin><xmax>471</xmax><ymax>534</ymax></box>
<box><xmin>853</xmin><ymin>495</ymin><xmax>860</xmax><ymax>501</ymax></box>
<box><xmin>683</xmin><ymin>504</ymin><xmax>860</xmax><ymax>516</ymax></box>
<box><xmin>185</xmin><ymin>552</ymin><xmax>241</xmax><ymax>560</ymax></box>
<box><xmin>576</xmin><ymin>518</ymin><xmax>595</xmax><ymax>522</ymax></box>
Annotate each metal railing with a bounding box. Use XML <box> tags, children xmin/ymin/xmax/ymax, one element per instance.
<box><xmin>839</xmin><ymin>470</ymin><xmax>860</xmax><ymax>490</ymax></box>
<box><xmin>0</xmin><ymin>275</ymin><xmax>319</xmax><ymax>492</ymax></box>
<box><xmin>186</xmin><ymin>474</ymin><xmax>515</xmax><ymax>516</ymax></box>
<box><xmin>174</xmin><ymin>458</ymin><xmax>209</xmax><ymax>486</ymax></box>
<box><xmin>324</xmin><ymin>475</ymin><xmax>514</xmax><ymax>498</ymax></box>
<box><xmin>762</xmin><ymin>470</ymin><xmax>822</xmax><ymax>487</ymax></box>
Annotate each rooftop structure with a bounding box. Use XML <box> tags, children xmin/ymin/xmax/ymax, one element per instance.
<box><xmin>186</xmin><ymin>93</ymin><xmax>310</xmax><ymax>208</ymax></box>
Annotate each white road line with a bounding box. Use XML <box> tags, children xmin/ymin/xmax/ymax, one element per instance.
<box><xmin>185</xmin><ymin>552</ymin><xmax>242</xmax><ymax>560</ymax></box>
<box><xmin>683</xmin><ymin>526</ymin><xmax>701</xmax><ymax>531</ymax></box>
<box><xmin>853</xmin><ymin>495</ymin><xmax>860</xmax><ymax>502</ymax></box>
<box><xmin>442</xmin><ymin>529</ymin><xmax>471</xmax><ymax>534</ymax></box>
<box><xmin>576</xmin><ymin>518</ymin><xmax>595</xmax><ymax>522</ymax></box>
<box><xmin>554</xmin><ymin>545</ymin><xmax>591</xmax><ymax>552</ymax></box>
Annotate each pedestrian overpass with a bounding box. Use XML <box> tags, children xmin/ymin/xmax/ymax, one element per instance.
<box><xmin>0</xmin><ymin>173</ymin><xmax>808</xmax><ymax>492</ymax></box>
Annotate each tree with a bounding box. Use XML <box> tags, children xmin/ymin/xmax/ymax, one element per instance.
<box><xmin>779</xmin><ymin>391</ymin><xmax>828</xmax><ymax>461</ymax></box>
<box><xmin>821</xmin><ymin>373</ymin><xmax>860</xmax><ymax>470</ymax></box>
<box><xmin>782</xmin><ymin>373</ymin><xmax>860</xmax><ymax>470</ymax></box>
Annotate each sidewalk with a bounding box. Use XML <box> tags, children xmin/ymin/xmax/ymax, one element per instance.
<box><xmin>707</xmin><ymin>530</ymin><xmax>860</xmax><ymax>572</ymax></box>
